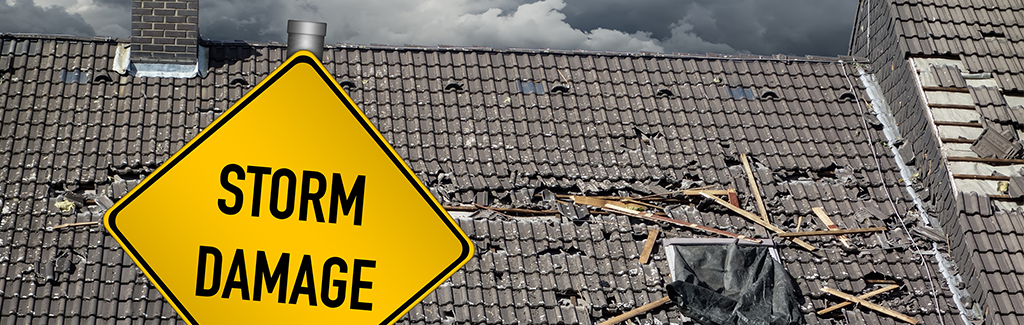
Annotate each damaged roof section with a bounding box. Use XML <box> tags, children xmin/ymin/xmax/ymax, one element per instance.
<box><xmin>0</xmin><ymin>33</ymin><xmax>963</xmax><ymax>324</ymax></box>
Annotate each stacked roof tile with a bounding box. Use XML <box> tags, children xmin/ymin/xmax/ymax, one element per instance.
<box><xmin>0</xmin><ymin>33</ymin><xmax>966</xmax><ymax>324</ymax></box>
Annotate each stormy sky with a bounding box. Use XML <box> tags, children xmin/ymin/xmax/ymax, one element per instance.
<box><xmin>1</xmin><ymin>0</ymin><xmax>856</xmax><ymax>57</ymax></box>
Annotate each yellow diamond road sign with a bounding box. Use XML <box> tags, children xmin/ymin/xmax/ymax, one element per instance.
<box><xmin>103</xmin><ymin>51</ymin><xmax>474</xmax><ymax>325</ymax></box>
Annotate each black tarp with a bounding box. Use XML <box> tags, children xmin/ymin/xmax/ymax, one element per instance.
<box><xmin>665</xmin><ymin>241</ymin><xmax>804</xmax><ymax>325</ymax></box>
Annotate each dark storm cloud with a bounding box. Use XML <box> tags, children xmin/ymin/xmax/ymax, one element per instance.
<box><xmin>561</xmin><ymin>0</ymin><xmax>856</xmax><ymax>56</ymax></box>
<box><xmin>199</xmin><ymin>0</ymin><xmax>290</xmax><ymax>43</ymax></box>
<box><xmin>16</xmin><ymin>0</ymin><xmax>856</xmax><ymax>56</ymax></box>
<box><xmin>0</xmin><ymin>0</ymin><xmax>95</xmax><ymax>36</ymax></box>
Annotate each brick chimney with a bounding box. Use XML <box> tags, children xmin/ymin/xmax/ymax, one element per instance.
<box><xmin>130</xmin><ymin>0</ymin><xmax>199</xmax><ymax>65</ymax></box>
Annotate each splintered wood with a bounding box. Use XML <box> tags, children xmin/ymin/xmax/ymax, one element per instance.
<box><xmin>699</xmin><ymin>192</ymin><xmax>816</xmax><ymax>251</ymax></box>
<box><xmin>812</xmin><ymin>207</ymin><xmax>852</xmax><ymax>248</ymax></box>
<box><xmin>817</xmin><ymin>284</ymin><xmax>900</xmax><ymax>315</ymax></box>
<box><xmin>820</xmin><ymin>287</ymin><xmax>919</xmax><ymax>324</ymax></box>
<box><xmin>599</xmin><ymin>201</ymin><xmax>761</xmax><ymax>244</ymax></box>
<box><xmin>639</xmin><ymin>228</ymin><xmax>659</xmax><ymax>264</ymax></box>
<box><xmin>776</xmin><ymin>227</ymin><xmax>887</xmax><ymax>238</ymax></box>
<box><xmin>597</xmin><ymin>296</ymin><xmax>672</xmax><ymax>325</ymax></box>
<box><xmin>572</xmin><ymin>196</ymin><xmax>761</xmax><ymax>243</ymax></box>
<box><xmin>740</xmin><ymin>154</ymin><xmax>770</xmax><ymax>224</ymax></box>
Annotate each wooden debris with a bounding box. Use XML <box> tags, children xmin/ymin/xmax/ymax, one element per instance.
<box><xmin>597</xmin><ymin>296</ymin><xmax>672</xmax><ymax>325</ymax></box>
<box><xmin>812</xmin><ymin>207</ymin><xmax>852</xmax><ymax>248</ymax></box>
<box><xmin>700</xmin><ymin>192</ymin><xmax>815</xmax><ymax>251</ymax></box>
<box><xmin>600</xmin><ymin>202</ymin><xmax>761</xmax><ymax>243</ymax></box>
<box><xmin>639</xmin><ymin>229</ymin><xmax>659</xmax><ymax>264</ymax></box>
<box><xmin>796</xmin><ymin>215</ymin><xmax>804</xmax><ymax>232</ymax></box>
<box><xmin>820</xmin><ymin>287</ymin><xmax>919</xmax><ymax>324</ymax></box>
<box><xmin>52</xmin><ymin>221</ymin><xmax>100</xmax><ymax>230</ymax></box>
<box><xmin>740</xmin><ymin>154</ymin><xmax>770</xmax><ymax>223</ymax></box>
<box><xmin>776</xmin><ymin>227</ymin><xmax>887</xmax><ymax>238</ymax></box>
<box><xmin>727</xmin><ymin>189</ymin><xmax>740</xmax><ymax>207</ymax></box>
<box><xmin>817</xmin><ymin>284</ymin><xmax>900</xmax><ymax>315</ymax></box>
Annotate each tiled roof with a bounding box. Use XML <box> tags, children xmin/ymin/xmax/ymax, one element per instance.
<box><xmin>853</xmin><ymin>0</ymin><xmax>1024</xmax><ymax>322</ymax></box>
<box><xmin>0</xmin><ymin>33</ymin><xmax>962</xmax><ymax>324</ymax></box>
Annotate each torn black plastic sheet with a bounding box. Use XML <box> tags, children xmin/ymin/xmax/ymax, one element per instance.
<box><xmin>664</xmin><ymin>239</ymin><xmax>803</xmax><ymax>325</ymax></box>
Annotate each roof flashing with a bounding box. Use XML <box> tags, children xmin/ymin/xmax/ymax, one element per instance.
<box><xmin>128</xmin><ymin>45</ymin><xmax>209</xmax><ymax>78</ymax></box>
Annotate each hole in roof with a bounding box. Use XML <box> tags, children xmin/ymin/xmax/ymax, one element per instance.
<box><xmin>338</xmin><ymin>79</ymin><xmax>358</xmax><ymax>90</ymax></box>
<box><xmin>656</xmin><ymin>88</ymin><xmax>675</xmax><ymax>97</ymax></box>
<box><xmin>229</xmin><ymin>77</ymin><xmax>249</xmax><ymax>87</ymax></box>
<box><xmin>550</xmin><ymin>84</ymin><xmax>570</xmax><ymax>94</ymax></box>
<box><xmin>839</xmin><ymin>92</ymin><xmax>856</xmax><ymax>101</ymax></box>
<box><xmin>760</xmin><ymin>91</ymin><xmax>779</xmax><ymax>100</ymax></box>
<box><xmin>92</xmin><ymin>74</ymin><xmax>113</xmax><ymax>84</ymax></box>
<box><xmin>444</xmin><ymin>81</ymin><xmax>464</xmax><ymax>92</ymax></box>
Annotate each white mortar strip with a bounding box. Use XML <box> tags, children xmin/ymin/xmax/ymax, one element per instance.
<box><xmin>857</xmin><ymin>67</ymin><xmax>975</xmax><ymax>324</ymax></box>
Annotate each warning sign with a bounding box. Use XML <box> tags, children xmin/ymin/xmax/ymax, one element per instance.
<box><xmin>103</xmin><ymin>51</ymin><xmax>474</xmax><ymax>325</ymax></box>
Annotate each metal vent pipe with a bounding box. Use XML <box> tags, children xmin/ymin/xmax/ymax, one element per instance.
<box><xmin>287</xmin><ymin>20</ymin><xmax>327</xmax><ymax>60</ymax></box>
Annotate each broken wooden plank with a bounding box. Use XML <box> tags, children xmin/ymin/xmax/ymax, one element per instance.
<box><xmin>741</xmin><ymin>154</ymin><xmax>770</xmax><ymax>224</ymax></box>
<box><xmin>817</xmin><ymin>284</ymin><xmax>900</xmax><ymax>315</ymax></box>
<box><xmin>597</xmin><ymin>296</ymin><xmax>672</xmax><ymax>325</ymax></box>
<box><xmin>700</xmin><ymin>192</ymin><xmax>815</xmax><ymax>251</ymax></box>
<box><xmin>600</xmin><ymin>203</ymin><xmax>761</xmax><ymax>243</ymax></box>
<box><xmin>776</xmin><ymin>227</ymin><xmax>887</xmax><ymax>238</ymax></box>
<box><xmin>812</xmin><ymin>207</ymin><xmax>852</xmax><ymax>248</ymax></box>
<box><xmin>639</xmin><ymin>228</ymin><xmax>659</xmax><ymax>264</ymax></box>
<box><xmin>727</xmin><ymin>189</ymin><xmax>740</xmax><ymax>207</ymax></box>
<box><xmin>820</xmin><ymin>287</ymin><xmax>919</xmax><ymax>324</ymax></box>
<box><xmin>52</xmin><ymin>221</ymin><xmax>100</xmax><ymax>230</ymax></box>
<box><xmin>572</xmin><ymin>196</ymin><xmax>669</xmax><ymax>217</ymax></box>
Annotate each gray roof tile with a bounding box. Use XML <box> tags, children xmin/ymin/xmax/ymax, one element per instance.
<box><xmin>0</xmin><ymin>33</ymin><xmax>959</xmax><ymax>324</ymax></box>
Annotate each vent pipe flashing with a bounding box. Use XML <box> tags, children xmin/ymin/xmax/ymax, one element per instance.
<box><xmin>287</xmin><ymin>20</ymin><xmax>327</xmax><ymax>60</ymax></box>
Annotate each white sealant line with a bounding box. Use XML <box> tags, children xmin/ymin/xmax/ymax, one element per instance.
<box><xmin>858</xmin><ymin>68</ymin><xmax>976</xmax><ymax>325</ymax></box>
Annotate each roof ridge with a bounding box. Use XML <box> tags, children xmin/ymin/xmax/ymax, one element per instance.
<box><xmin>0</xmin><ymin>32</ymin><xmax>124</xmax><ymax>43</ymax></box>
<box><xmin>1</xmin><ymin>33</ymin><xmax>870</xmax><ymax>64</ymax></box>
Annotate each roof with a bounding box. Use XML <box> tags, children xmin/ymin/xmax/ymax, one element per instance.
<box><xmin>0</xmin><ymin>32</ymin><xmax>962</xmax><ymax>324</ymax></box>
<box><xmin>851</xmin><ymin>0</ymin><xmax>1024</xmax><ymax>323</ymax></box>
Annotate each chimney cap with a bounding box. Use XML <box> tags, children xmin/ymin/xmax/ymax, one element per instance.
<box><xmin>287</xmin><ymin>20</ymin><xmax>327</xmax><ymax>37</ymax></box>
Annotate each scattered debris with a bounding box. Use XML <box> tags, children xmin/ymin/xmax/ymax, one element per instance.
<box><xmin>699</xmin><ymin>192</ymin><xmax>815</xmax><ymax>251</ymax></box>
<box><xmin>812</xmin><ymin>207</ymin><xmax>852</xmax><ymax>248</ymax></box>
<box><xmin>820</xmin><ymin>287</ymin><xmax>919</xmax><ymax>324</ymax></box>
<box><xmin>639</xmin><ymin>229</ymin><xmax>659</xmax><ymax>264</ymax></box>
<box><xmin>776</xmin><ymin>227</ymin><xmax>887</xmax><ymax>238</ymax></box>
<box><xmin>54</xmin><ymin>199</ymin><xmax>75</xmax><ymax>212</ymax></box>
<box><xmin>590</xmin><ymin>197</ymin><xmax>761</xmax><ymax>243</ymax></box>
<box><xmin>597</xmin><ymin>296</ymin><xmax>672</xmax><ymax>325</ymax></box>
